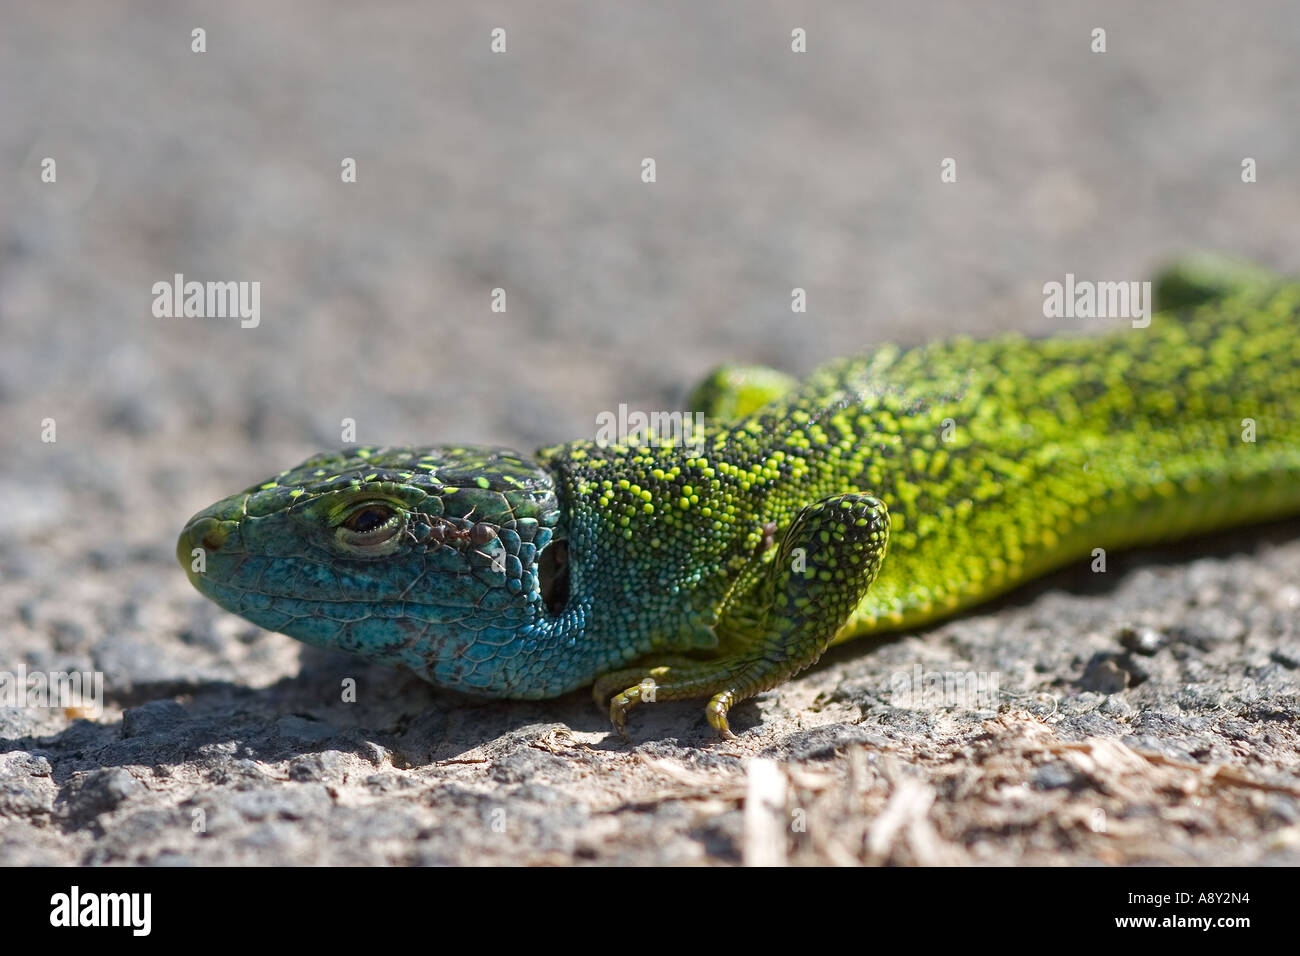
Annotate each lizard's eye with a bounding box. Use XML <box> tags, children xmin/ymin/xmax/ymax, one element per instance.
<box><xmin>336</xmin><ymin>502</ymin><xmax>404</xmax><ymax>552</ymax></box>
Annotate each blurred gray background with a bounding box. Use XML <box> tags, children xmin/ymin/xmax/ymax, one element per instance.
<box><xmin>2</xmin><ymin>2</ymin><xmax>1299</xmax><ymax>866</ymax></box>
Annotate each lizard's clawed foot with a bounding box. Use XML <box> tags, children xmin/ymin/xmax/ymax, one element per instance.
<box><xmin>603</xmin><ymin>671</ymin><xmax>666</xmax><ymax>741</ymax></box>
<box><xmin>593</xmin><ymin>659</ymin><xmax>693</xmax><ymax>740</ymax></box>
<box><xmin>594</xmin><ymin>659</ymin><xmax>762</xmax><ymax>741</ymax></box>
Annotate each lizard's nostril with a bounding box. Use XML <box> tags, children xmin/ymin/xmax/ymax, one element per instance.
<box><xmin>177</xmin><ymin>517</ymin><xmax>227</xmax><ymax>571</ymax></box>
<box><xmin>200</xmin><ymin>525</ymin><xmax>227</xmax><ymax>551</ymax></box>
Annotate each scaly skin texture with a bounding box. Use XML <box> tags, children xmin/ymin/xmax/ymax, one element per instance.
<box><xmin>179</xmin><ymin>261</ymin><xmax>1300</xmax><ymax>737</ymax></box>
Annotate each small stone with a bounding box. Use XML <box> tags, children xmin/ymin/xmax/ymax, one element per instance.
<box><xmin>0</xmin><ymin>781</ymin><xmax>55</xmax><ymax>819</ymax></box>
<box><xmin>1270</xmin><ymin>648</ymin><xmax>1300</xmax><ymax>670</ymax></box>
<box><xmin>1117</xmin><ymin>625</ymin><xmax>1165</xmax><ymax>656</ymax></box>
<box><xmin>1099</xmin><ymin>696</ymin><xmax>1134</xmax><ymax>718</ymax></box>
<box><xmin>1033</xmin><ymin>762</ymin><xmax>1082</xmax><ymax>790</ymax></box>
<box><xmin>287</xmin><ymin>751</ymin><xmax>350</xmax><ymax>782</ymax></box>
<box><xmin>58</xmin><ymin>768</ymin><xmax>143</xmax><ymax>824</ymax></box>
<box><xmin>1079</xmin><ymin>655</ymin><xmax>1129</xmax><ymax>694</ymax></box>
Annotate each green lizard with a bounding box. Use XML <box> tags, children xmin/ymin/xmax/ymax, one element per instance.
<box><xmin>178</xmin><ymin>258</ymin><xmax>1300</xmax><ymax>738</ymax></box>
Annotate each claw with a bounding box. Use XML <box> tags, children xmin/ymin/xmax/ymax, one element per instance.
<box><xmin>608</xmin><ymin>677</ymin><xmax>657</xmax><ymax>741</ymax></box>
<box><xmin>609</xmin><ymin>694</ymin><xmax>630</xmax><ymax>741</ymax></box>
<box><xmin>706</xmin><ymin>691</ymin><xmax>738</xmax><ymax>739</ymax></box>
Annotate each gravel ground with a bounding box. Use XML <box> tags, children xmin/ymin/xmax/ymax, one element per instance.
<box><xmin>2</xmin><ymin>1</ymin><xmax>1299</xmax><ymax>866</ymax></box>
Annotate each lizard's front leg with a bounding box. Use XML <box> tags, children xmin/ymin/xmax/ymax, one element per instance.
<box><xmin>598</xmin><ymin>493</ymin><xmax>889</xmax><ymax>739</ymax></box>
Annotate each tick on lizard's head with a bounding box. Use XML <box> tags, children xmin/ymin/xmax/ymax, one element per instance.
<box><xmin>176</xmin><ymin>446</ymin><xmax>572</xmax><ymax>695</ymax></box>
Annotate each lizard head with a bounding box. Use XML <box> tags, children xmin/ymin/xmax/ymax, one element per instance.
<box><xmin>176</xmin><ymin>445</ymin><xmax>572</xmax><ymax>695</ymax></box>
